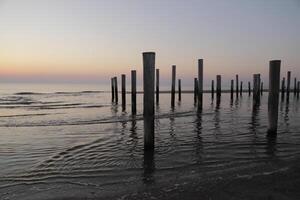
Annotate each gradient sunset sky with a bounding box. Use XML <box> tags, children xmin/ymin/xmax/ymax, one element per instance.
<box><xmin>0</xmin><ymin>0</ymin><xmax>299</xmax><ymax>87</ymax></box>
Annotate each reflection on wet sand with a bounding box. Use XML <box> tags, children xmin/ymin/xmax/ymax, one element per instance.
<box><xmin>143</xmin><ymin>149</ymin><xmax>155</xmax><ymax>184</ymax></box>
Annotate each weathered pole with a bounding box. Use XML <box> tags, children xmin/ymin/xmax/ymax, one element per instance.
<box><xmin>178</xmin><ymin>79</ymin><xmax>181</xmax><ymax>102</ymax></box>
<box><xmin>121</xmin><ymin>74</ymin><xmax>126</xmax><ymax>111</ymax></box>
<box><xmin>211</xmin><ymin>80</ymin><xmax>214</xmax><ymax>99</ymax></box>
<box><xmin>240</xmin><ymin>81</ymin><xmax>243</xmax><ymax>96</ymax></box>
<box><xmin>143</xmin><ymin>52</ymin><xmax>155</xmax><ymax>150</ymax></box>
<box><xmin>253</xmin><ymin>74</ymin><xmax>261</xmax><ymax>106</ymax></box>
<box><xmin>286</xmin><ymin>71</ymin><xmax>291</xmax><ymax>100</ymax></box>
<box><xmin>216</xmin><ymin>75</ymin><xmax>221</xmax><ymax>97</ymax></box>
<box><xmin>281</xmin><ymin>77</ymin><xmax>285</xmax><ymax>101</ymax></box>
<box><xmin>114</xmin><ymin>77</ymin><xmax>118</xmax><ymax>103</ymax></box>
<box><xmin>248</xmin><ymin>81</ymin><xmax>251</xmax><ymax>96</ymax></box>
<box><xmin>131</xmin><ymin>70</ymin><xmax>137</xmax><ymax>115</ymax></box>
<box><xmin>261</xmin><ymin>82</ymin><xmax>263</xmax><ymax>96</ymax></box>
<box><xmin>156</xmin><ymin>69</ymin><xmax>159</xmax><ymax>104</ymax></box>
<box><xmin>230</xmin><ymin>80</ymin><xmax>234</xmax><ymax>100</ymax></box>
<box><xmin>236</xmin><ymin>74</ymin><xmax>239</xmax><ymax>98</ymax></box>
<box><xmin>198</xmin><ymin>59</ymin><xmax>203</xmax><ymax>111</ymax></box>
<box><xmin>111</xmin><ymin>77</ymin><xmax>115</xmax><ymax>102</ymax></box>
<box><xmin>171</xmin><ymin>65</ymin><xmax>176</xmax><ymax>108</ymax></box>
<box><xmin>297</xmin><ymin>81</ymin><xmax>300</xmax><ymax>99</ymax></box>
<box><xmin>268</xmin><ymin>60</ymin><xmax>281</xmax><ymax>135</ymax></box>
<box><xmin>294</xmin><ymin>78</ymin><xmax>297</xmax><ymax>95</ymax></box>
<box><xmin>194</xmin><ymin>78</ymin><xmax>198</xmax><ymax>104</ymax></box>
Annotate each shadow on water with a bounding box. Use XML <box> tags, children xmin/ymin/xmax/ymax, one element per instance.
<box><xmin>142</xmin><ymin>149</ymin><xmax>155</xmax><ymax>184</ymax></box>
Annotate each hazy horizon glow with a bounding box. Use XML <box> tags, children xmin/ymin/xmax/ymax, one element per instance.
<box><xmin>1</xmin><ymin>0</ymin><xmax>300</xmax><ymax>87</ymax></box>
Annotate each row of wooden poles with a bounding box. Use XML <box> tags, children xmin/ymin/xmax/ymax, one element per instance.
<box><xmin>110</xmin><ymin>52</ymin><xmax>300</xmax><ymax>150</ymax></box>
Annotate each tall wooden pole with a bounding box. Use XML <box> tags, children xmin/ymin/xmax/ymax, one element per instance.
<box><xmin>143</xmin><ymin>52</ymin><xmax>155</xmax><ymax>150</ymax></box>
<box><xmin>240</xmin><ymin>81</ymin><xmax>243</xmax><ymax>96</ymax></box>
<box><xmin>211</xmin><ymin>80</ymin><xmax>214</xmax><ymax>99</ymax></box>
<box><xmin>111</xmin><ymin>77</ymin><xmax>115</xmax><ymax>102</ymax></box>
<box><xmin>121</xmin><ymin>74</ymin><xmax>126</xmax><ymax>111</ymax></box>
<box><xmin>178</xmin><ymin>79</ymin><xmax>181</xmax><ymax>102</ymax></box>
<box><xmin>261</xmin><ymin>82</ymin><xmax>263</xmax><ymax>96</ymax></box>
<box><xmin>131</xmin><ymin>70</ymin><xmax>137</xmax><ymax>115</ymax></box>
<box><xmin>281</xmin><ymin>77</ymin><xmax>285</xmax><ymax>101</ymax></box>
<box><xmin>194</xmin><ymin>78</ymin><xmax>198</xmax><ymax>104</ymax></box>
<box><xmin>297</xmin><ymin>81</ymin><xmax>300</xmax><ymax>99</ymax></box>
<box><xmin>268</xmin><ymin>60</ymin><xmax>281</xmax><ymax>135</ymax></box>
<box><xmin>286</xmin><ymin>71</ymin><xmax>291</xmax><ymax>100</ymax></box>
<box><xmin>156</xmin><ymin>69</ymin><xmax>159</xmax><ymax>104</ymax></box>
<box><xmin>253</xmin><ymin>74</ymin><xmax>261</xmax><ymax>106</ymax></box>
<box><xmin>294</xmin><ymin>78</ymin><xmax>297</xmax><ymax>95</ymax></box>
<box><xmin>216</xmin><ymin>75</ymin><xmax>221</xmax><ymax>97</ymax></box>
<box><xmin>198</xmin><ymin>59</ymin><xmax>203</xmax><ymax>111</ymax></box>
<box><xmin>171</xmin><ymin>65</ymin><xmax>176</xmax><ymax>108</ymax></box>
<box><xmin>114</xmin><ymin>77</ymin><xmax>118</xmax><ymax>104</ymax></box>
<box><xmin>230</xmin><ymin>80</ymin><xmax>234</xmax><ymax>100</ymax></box>
<box><xmin>248</xmin><ymin>81</ymin><xmax>251</xmax><ymax>96</ymax></box>
<box><xmin>236</xmin><ymin>74</ymin><xmax>239</xmax><ymax>98</ymax></box>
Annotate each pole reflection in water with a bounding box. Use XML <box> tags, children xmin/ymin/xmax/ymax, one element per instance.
<box><xmin>284</xmin><ymin>101</ymin><xmax>290</xmax><ymax>125</ymax></box>
<box><xmin>143</xmin><ymin>149</ymin><xmax>155</xmax><ymax>184</ymax></box>
<box><xmin>250</xmin><ymin>103</ymin><xmax>260</xmax><ymax>134</ymax></box>
<box><xmin>193</xmin><ymin>112</ymin><xmax>203</xmax><ymax>163</ymax></box>
<box><xmin>266</xmin><ymin>134</ymin><xmax>277</xmax><ymax>159</ymax></box>
<box><xmin>144</xmin><ymin>116</ymin><xmax>154</xmax><ymax>150</ymax></box>
<box><xmin>214</xmin><ymin>96</ymin><xmax>221</xmax><ymax>131</ymax></box>
<box><xmin>129</xmin><ymin>116</ymin><xmax>138</xmax><ymax>153</ymax></box>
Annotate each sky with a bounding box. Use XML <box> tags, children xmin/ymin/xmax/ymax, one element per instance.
<box><xmin>0</xmin><ymin>0</ymin><xmax>300</xmax><ymax>88</ymax></box>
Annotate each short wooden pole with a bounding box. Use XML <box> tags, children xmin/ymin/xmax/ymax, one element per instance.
<box><xmin>111</xmin><ymin>77</ymin><xmax>115</xmax><ymax>102</ymax></box>
<box><xmin>171</xmin><ymin>65</ymin><xmax>176</xmax><ymax>108</ymax></box>
<box><xmin>178</xmin><ymin>79</ymin><xmax>181</xmax><ymax>102</ymax></box>
<box><xmin>121</xmin><ymin>74</ymin><xmax>126</xmax><ymax>111</ymax></box>
<box><xmin>194</xmin><ymin>78</ymin><xmax>198</xmax><ymax>104</ymax></box>
<box><xmin>230</xmin><ymin>79</ymin><xmax>234</xmax><ymax>100</ymax></box>
<box><xmin>143</xmin><ymin>52</ymin><xmax>155</xmax><ymax>150</ymax></box>
<box><xmin>261</xmin><ymin>82</ymin><xmax>263</xmax><ymax>96</ymax></box>
<box><xmin>240</xmin><ymin>81</ymin><xmax>243</xmax><ymax>96</ymax></box>
<box><xmin>114</xmin><ymin>77</ymin><xmax>118</xmax><ymax>103</ymax></box>
<box><xmin>248</xmin><ymin>81</ymin><xmax>251</xmax><ymax>96</ymax></box>
<box><xmin>216</xmin><ymin>75</ymin><xmax>221</xmax><ymax>97</ymax></box>
<box><xmin>198</xmin><ymin>59</ymin><xmax>203</xmax><ymax>111</ymax></box>
<box><xmin>294</xmin><ymin>78</ymin><xmax>297</xmax><ymax>95</ymax></box>
<box><xmin>286</xmin><ymin>71</ymin><xmax>291</xmax><ymax>100</ymax></box>
<box><xmin>281</xmin><ymin>77</ymin><xmax>285</xmax><ymax>101</ymax></box>
<box><xmin>268</xmin><ymin>60</ymin><xmax>281</xmax><ymax>135</ymax></box>
<box><xmin>211</xmin><ymin>80</ymin><xmax>214</xmax><ymax>99</ymax></box>
<box><xmin>131</xmin><ymin>70</ymin><xmax>137</xmax><ymax>115</ymax></box>
<box><xmin>236</xmin><ymin>74</ymin><xmax>239</xmax><ymax>98</ymax></box>
<box><xmin>156</xmin><ymin>69</ymin><xmax>159</xmax><ymax>104</ymax></box>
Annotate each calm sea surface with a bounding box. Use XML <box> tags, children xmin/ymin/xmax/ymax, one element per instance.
<box><xmin>0</xmin><ymin>83</ymin><xmax>299</xmax><ymax>198</ymax></box>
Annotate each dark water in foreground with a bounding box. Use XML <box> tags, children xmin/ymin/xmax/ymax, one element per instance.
<box><xmin>0</xmin><ymin>87</ymin><xmax>299</xmax><ymax>199</ymax></box>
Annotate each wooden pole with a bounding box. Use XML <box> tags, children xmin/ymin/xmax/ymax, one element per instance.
<box><xmin>294</xmin><ymin>78</ymin><xmax>297</xmax><ymax>95</ymax></box>
<box><xmin>143</xmin><ymin>52</ymin><xmax>155</xmax><ymax>150</ymax></box>
<box><xmin>121</xmin><ymin>74</ymin><xmax>126</xmax><ymax>111</ymax></box>
<box><xmin>286</xmin><ymin>71</ymin><xmax>291</xmax><ymax>100</ymax></box>
<box><xmin>114</xmin><ymin>77</ymin><xmax>118</xmax><ymax>103</ymax></box>
<box><xmin>178</xmin><ymin>79</ymin><xmax>181</xmax><ymax>102</ymax></box>
<box><xmin>240</xmin><ymin>81</ymin><xmax>243</xmax><ymax>96</ymax></box>
<box><xmin>216</xmin><ymin>75</ymin><xmax>221</xmax><ymax>97</ymax></box>
<box><xmin>131</xmin><ymin>70</ymin><xmax>137</xmax><ymax>115</ymax></box>
<box><xmin>236</xmin><ymin>74</ymin><xmax>239</xmax><ymax>98</ymax></box>
<box><xmin>194</xmin><ymin>78</ymin><xmax>198</xmax><ymax>104</ymax></box>
<box><xmin>281</xmin><ymin>77</ymin><xmax>285</xmax><ymax>101</ymax></box>
<box><xmin>211</xmin><ymin>80</ymin><xmax>214</xmax><ymax>99</ymax></box>
<box><xmin>156</xmin><ymin>69</ymin><xmax>159</xmax><ymax>104</ymax></box>
<box><xmin>268</xmin><ymin>60</ymin><xmax>281</xmax><ymax>135</ymax></box>
<box><xmin>111</xmin><ymin>77</ymin><xmax>115</xmax><ymax>102</ymax></box>
<box><xmin>198</xmin><ymin>59</ymin><xmax>203</xmax><ymax>111</ymax></box>
<box><xmin>248</xmin><ymin>81</ymin><xmax>251</xmax><ymax>96</ymax></box>
<box><xmin>171</xmin><ymin>65</ymin><xmax>176</xmax><ymax>108</ymax></box>
<box><xmin>253</xmin><ymin>74</ymin><xmax>261</xmax><ymax>106</ymax></box>
<box><xmin>230</xmin><ymin>79</ymin><xmax>234</xmax><ymax>100</ymax></box>
<box><xmin>261</xmin><ymin>82</ymin><xmax>263</xmax><ymax>96</ymax></box>
<box><xmin>297</xmin><ymin>81</ymin><xmax>300</xmax><ymax>99</ymax></box>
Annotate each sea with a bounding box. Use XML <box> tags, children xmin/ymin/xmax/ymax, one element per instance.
<box><xmin>0</xmin><ymin>83</ymin><xmax>299</xmax><ymax>199</ymax></box>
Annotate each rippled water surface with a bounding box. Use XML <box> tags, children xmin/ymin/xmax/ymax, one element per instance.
<box><xmin>0</xmin><ymin>84</ymin><xmax>299</xmax><ymax>198</ymax></box>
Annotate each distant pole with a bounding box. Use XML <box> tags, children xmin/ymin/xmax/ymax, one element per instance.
<box><xmin>198</xmin><ymin>59</ymin><xmax>203</xmax><ymax>111</ymax></box>
<box><xmin>171</xmin><ymin>65</ymin><xmax>176</xmax><ymax>108</ymax></box>
<box><xmin>178</xmin><ymin>79</ymin><xmax>181</xmax><ymax>102</ymax></box>
<box><xmin>131</xmin><ymin>70</ymin><xmax>137</xmax><ymax>115</ymax></box>
<box><xmin>121</xmin><ymin>74</ymin><xmax>126</xmax><ymax>111</ymax></box>
<box><xmin>230</xmin><ymin>80</ymin><xmax>234</xmax><ymax>100</ymax></box>
<box><xmin>216</xmin><ymin>75</ymin><xmax>221</xmax><ymax>97</ymax></box>
<box><xmin>253</xmin><ymin>74</ymin><xmax>261</xmax><ymax>106</ymax></box>
<box><xmin>143</xmin><ymin>52</ymin><xmax>155</xmax><ymax>150</ymax></box>
<box><xmin>286</xmin><ymin>71</ymin><xmax>291</xmax><ymax>101</ymax></box>
<box><xmin>261</xmin><ymin>82</ymin><xmax>263</xmax><ymax>96</ymax></box>
<box><xmin>194</xmin><ymin>78</ymin><xmax>198</xmax><ymax>104</ymax></box>
<box><xmin>240</xmin><ymin>81</ymin><xmax>243</xmax><ymax>96</ymax></box>
<box><xmin>211</xmin><ymin>80</ymin><xmax>214</xmax><ymax>99</ymax></box>
<box><xmin>294</xmin><ymin>78</ymin><xmax>297</xmax><ymax>95</ymax></box>
<box><xmin>156</xmin><ymin>69</ymin><xmax>159</xmax><ymax>104</ymax></box>
<box><xmin>248</xmin><ymin>81</ymin><xmax>251</xmax><ymax>96</ymax></box>
<box><xmin>297</xmin><ymin>81</ymin><xmax>300</xmax><ymax>99</ymax></box>
<box><xmin>114</xmin><ymin>77</ymin><xmax>118</xmax><ymax>103</ymax></box>
<box><xmin>281</xmin><ymin>77</ymin><xmax>285</xmax><ymax>101</ymax></box>
<box><xmin>268</xmin><ymin>60</ymin><xmax>281</xmax><ymax>135</ymax></box>
<box><xmin>111</xmin><ymin>77</ymin><xmax>115</xmax><ymax>102</ymax></box>
<box><xmin>236</xmin><ymin>74</ymin><xmax>239</xmax><ymax>98</ymax></box>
